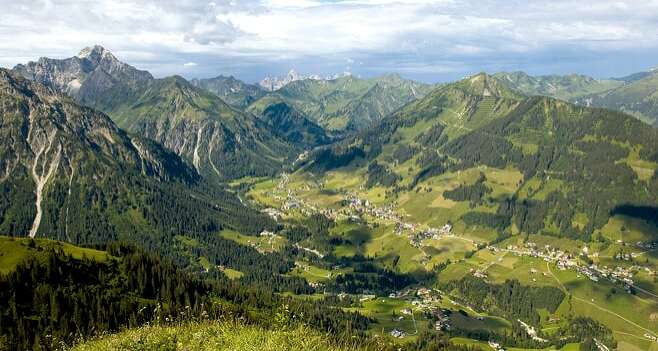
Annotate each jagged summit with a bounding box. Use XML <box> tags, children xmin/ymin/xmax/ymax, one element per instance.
<box><xmin>77</xmin><ymin>45</ymin><xmax>111</xmax><ymax>59</ymax></box>
<box><xmin>12</xmin><ymin>46</ymin><xmax>153</xmax><ymax>106</ymax></box>
<box><xmin>259</xmin><ymin>69</ymin><xmax>352</xmax><ymax>91</ymax></box>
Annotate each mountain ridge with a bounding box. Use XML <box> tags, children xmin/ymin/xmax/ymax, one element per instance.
<box><xmin>303</xmin><ymin>73</ymin><xmax>658</xmax><ymax>238</ymax></box>
<box><xmin>12</xmin><ymin>47</ymin><xmax>308</xmax><ymax>181</ymax></box>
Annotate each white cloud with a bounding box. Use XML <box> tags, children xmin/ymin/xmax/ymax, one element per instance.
<box><xmin>183</xmin><ymin>62</ymin><xmax>198</xmax><ymax>67</ymax></box>
<box><xmin>0</xmin><ymin>0</ymin><xmax>657</xmax><ymax>81</ymax></box>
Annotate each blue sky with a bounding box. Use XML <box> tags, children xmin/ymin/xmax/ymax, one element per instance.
<box><xmin>1</xmin><ymin>0</ymin><xmax>657</xmax><ymax>83</ymax></box>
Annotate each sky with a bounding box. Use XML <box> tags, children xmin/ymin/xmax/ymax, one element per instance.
<box><xmin>1</xmin><ymin>0</ymin><xmax>658</xmax><ymax>83</ymax></box>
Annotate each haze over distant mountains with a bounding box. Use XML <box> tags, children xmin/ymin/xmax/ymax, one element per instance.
<box><xmin>9</xmin><ymin>45</ymin><xmax>658</xmax><ymax>162</ymax></box>
<box><xmin>259</xmin><ymin>69</ymin><xmax>353</xmax><ymax>92</ymax></box>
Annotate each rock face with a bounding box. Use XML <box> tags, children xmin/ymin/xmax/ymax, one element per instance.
<box><xmin>13</xmin><ymin>45</ymin><xmax>153</xmax><ymax>107</ymax></box>
<box><xmin>259</xmin><ymin>69</ymin><xmax>306</xmax><ymax>91</ymax></box>
<box><xmin>191</xmin><ymin>75</ymin><xmax>266</xmax><ymax>109</ymax></box>
<box><xmin>0</xmin><ymin>68</ymin><xmax>200</xmax><ymax>241</ymax></box>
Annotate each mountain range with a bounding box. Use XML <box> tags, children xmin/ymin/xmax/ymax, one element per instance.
<box><xmin>494</xmin><ymin>69</ymin><xmax>658</xmax><ymax>126</ymax></box>
<box><xmin>574</xmin><ymin>69</ymin><xmax>658</xmax><ymax>126</ymax></box>
<box><xmin>492</xmin><ymin>71</ymin><xmax>623</xmax><ymax>100</ymax></box>
<box><xmin>190</xmin><ymin>75</ymin><xmax>266</xmax><ymax>109</ymax></box>
<box><xmin>259</xmin><ymin>69</ymin><xmax>352</xmax><ymax>91</ymax></box>
<box><xmin>0</xmin><ymin>68</ymin><xmax>270</xmax><ymax>247</ymax></box>
<box><xmin>250</xmin><ymin>73</ymin><xmax>432</xmax><ymax>133</ymax></box>
<box><xmin>13</xmin><ymin>46</ymin><xmax>303</xmax><ymax>180</ymax></box>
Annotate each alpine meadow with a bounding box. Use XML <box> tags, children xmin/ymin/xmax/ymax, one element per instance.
<box><xmin>1</xmin><ymin>1</ymin><xmax>658</xmax><ymax>350</ymax></box>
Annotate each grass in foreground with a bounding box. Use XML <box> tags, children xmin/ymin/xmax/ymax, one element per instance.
<box><xmin>72</xmin><ymin>321</ymin><xmax>363</xmax><ymax>351</ymax></box>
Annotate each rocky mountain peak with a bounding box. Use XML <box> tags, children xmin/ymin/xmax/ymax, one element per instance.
<box><xmin>78</xmin><ymin>45</ymin><xmax>110</xmax><ymax>59</ymax></box>
<box><xmin>13</xmin><ymin>46</ymin><xmax>153</xmax><ymax>106</ymax></box>
<box><xmin>259</xmin><ymin>69</ymin><xmax>352</xmax><ymax>91</ymax></box>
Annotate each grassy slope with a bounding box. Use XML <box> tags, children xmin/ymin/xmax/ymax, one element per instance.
<box><xmin>72</xmin><ymin>321</ymin><xmax>364</xmax><ymax>351</ymax></box>
<box><xmin>0</xmin><ymin>236</ymin><xmax>109</xmax><ymax>274</ymax></box>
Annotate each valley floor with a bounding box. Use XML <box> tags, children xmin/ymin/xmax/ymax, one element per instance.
<box><xmin>235</xmin><ymin>169</ymin><xmax>658</xmax><ymax>351</ymax></box>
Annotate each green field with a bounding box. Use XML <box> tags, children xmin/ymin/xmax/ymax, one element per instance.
<box><xmin>219</xmin><ymin>229</ymin><xmax>287</xmax><ymax>253</ymax></box>
<box><xmin>241</xmin><ymin>154</ymin><xmax>658</xmax><ymax>351</ymax></box>
<box><xmin>0</xmin><ymin>236</ymin><xmax>109</xmax><ymax>274</ymax></box>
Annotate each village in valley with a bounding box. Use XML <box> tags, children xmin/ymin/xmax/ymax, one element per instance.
<box><xmin>241</xmin><ymin>172</ymin><xmax>658</xmax><ymax>346</ymax></box>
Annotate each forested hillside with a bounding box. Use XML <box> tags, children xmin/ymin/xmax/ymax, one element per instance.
<box><xmin>304</xmin><ymin>73</ymin><xmax>658</xmax><ymax>239</ymax></box>
<box><xmin>0</xmin><ymin>239</ymin><xmax>370</xmax><ymax>350</ymax></box>
<box><xmin>0</xmin><ymin>69</ymin><xmax>284</xmax><ymax>275</ymax></box>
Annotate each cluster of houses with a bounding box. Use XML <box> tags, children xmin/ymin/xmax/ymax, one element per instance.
<box><xmin>636</xmin><ymin>241</ymin><xmax>658</xmax><ymax>250</ymax></box>
<box><xmin>261</xmin><ymin>207</ymin><xmax>283</xmax><ymax>220</ymax></box>
<box><xmin>434</xmin><ymin>309</ymin><xmax>451</xmax><ymax>331</ymax></box>
<box><xmin>410</xmin><ymin>224</ymin><xmax>453</xmax><ymax>247</ymax></box>
<box><xmin>268</xmin><ymin>177</ymin><xmax>463</xmax><ymax>257</ymax></box>
<box><xmin>645</xmin><ymin>333</ymin><xmax>658</xmax><ymax>342</ymax></box>
<box><xmin>488</xmin><ymin>340</ymin><xmax>505</xmax><ymax>351</ymax></box>
<box><xmin>346</xmin><ymin>195</ymin><xmax>401</xmax><ymax>223</ymax></box>
<box><xmin>389</xmin><ymin>329</ymin><xmax>406</xmax><ymax>338</ymax></box>
<box><xmin>496</xmin><ymin>242</ymin><xmax>647</xmax><ymax>295</ymax></box>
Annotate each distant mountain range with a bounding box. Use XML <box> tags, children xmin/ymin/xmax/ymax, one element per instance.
<box><xmin>573</xmin><ymin>69</ymin><xmax>658</xmax><ymax>126</ymax></box>
<box><xmin>250</xmin><ymin>73</ymin><xmax>432</xmax><ymax>133</ymax></box>
<box><xmin>493</xmin><ymin>70</ymin><xmax>658</xmax><ymax>126</ymax></box>
<box><xmin>259</xmin><ymin>69</ymin><xmax>352</xmax><ymax>92</ymax></box>
<box><xmin>191</xmin><ymin>75</ymin><xmax>266</xmax><ymax>109</ymax></box>
<box><xmin>11</xmin><ymin>46</ymin><xmax>658</xmax><ymax>184</ymax></box>
<box><xmin>492</xmin><ymin>71</ymin><xmax>622</xmax><ymax>100</ymax></box>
